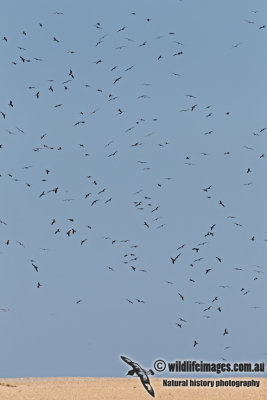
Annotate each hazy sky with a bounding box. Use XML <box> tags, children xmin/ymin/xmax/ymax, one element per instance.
<box><xmin>0</xmin><ymin>0</ymin><xmax>267</xmax><ymax>378</ymax></box>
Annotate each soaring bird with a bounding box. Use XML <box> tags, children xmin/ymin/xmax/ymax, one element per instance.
<box><xmin>32</xmin><ymin>263</ymin><xmax>39</xmax><ymax>272</ymax></box>
<box><xmin>170</xmin><ymin>254</ymin><xmax>181</xmax><ymax>264</ymax></box>
<box><xmin>178</xmin><ymin>292</ymin><xmax>184</xmax><ymax>301</ymax></box>
<box><xmin>205</xmin><ymin>268</ymin><xmax>212</xmax><ymax>274</ymax></box>
<box><xmin>120</xmin><ymin>356</ymin><xmax>155</xmax><ymax>397</ymax></box>
<box><xmin>113</xmin><ymin>76</ymin><xmax>122</xmax><ymax>84</ymax></box>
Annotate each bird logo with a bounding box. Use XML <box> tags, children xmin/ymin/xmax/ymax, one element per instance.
<box><xmin>120</xmin><ymin>355</ymin><xmax>155</xmax><ymax>397</ymax></box>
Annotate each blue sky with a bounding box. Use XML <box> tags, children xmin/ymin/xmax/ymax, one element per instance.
<box><xmin>0</xmin><ymin>0</ymin><xmax>266</xmax><ymax>378</ymax></box>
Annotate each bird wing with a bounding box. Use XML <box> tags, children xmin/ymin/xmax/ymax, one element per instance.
<box><xmin>140</xmin><ymin>374</ymin><xmax>155</xmax><ymax>397</ymax></box>
<box><xmin>120</xmin><ymin>356</ymin><xmax>142</xmax><ymax>372</ymax></box>
<box><xmin>121</xmin><ymin>356</ymin><xmax>155</xmax><ymax>396</ymax></box>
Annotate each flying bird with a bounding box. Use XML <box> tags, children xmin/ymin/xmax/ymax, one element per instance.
<box><xmin>120</xmin><ymin>356</ymin><xmax>155</xmax><ymax>397</ymax></box>
<box><xmin>113</xmin><ymin>77</ymin><xmax>122</xmax><ymax>84</ymax></box>
<box><xmin>178</xmin><ymin>292</ymin><xmax>184</xmax><ymax>301</ymax></box>
<box><xmin>170</xmin><ymin>254</ymin><xmax>181</xmax><ymax>264</ymax></box>
<box><xmin>231</xmin><ymin>42</ymin><xmax>242</xmax><ymax>49</ymax></box>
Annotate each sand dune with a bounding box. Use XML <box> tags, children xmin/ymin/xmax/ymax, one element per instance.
<box><xmin>0</xmin><ymin>377</ymin><xmax>266</xmax><ymax>400</ymax></box>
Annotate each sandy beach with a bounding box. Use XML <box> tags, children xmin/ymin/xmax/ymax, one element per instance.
<box><xmin>0</xmin><ymin>377</ymin><xmax>266</xmax><ymax>400</ymax></box>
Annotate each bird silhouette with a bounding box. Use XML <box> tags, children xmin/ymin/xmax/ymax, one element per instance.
<box><xmin>170</xmin><ymin>254</ymin><xmax>181</xmax><ymax>264</ymax></box>
<box><xmin>120</xmin><ymin>356</ymin><xmax>155</xmax><ymax>397</ymax></box>
<box><xmin>178</xmin><ymin>292</ymin><xmax>184</xmax><ymax>301</ymax></box>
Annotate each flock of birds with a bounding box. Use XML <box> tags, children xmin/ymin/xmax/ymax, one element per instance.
<box><xmin>0</xmin><ymin>2</ymin><xmax>266</xmax><ymax>379</ymax></box>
